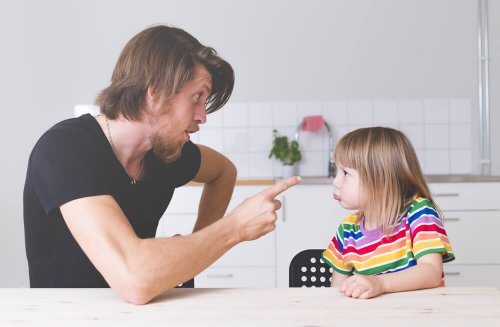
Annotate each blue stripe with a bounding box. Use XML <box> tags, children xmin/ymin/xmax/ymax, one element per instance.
<box><xmin>343</xmin><ymin>229</ymin><xmax>364</xmax><ymax>240</ymax></box>
<box><xmin>408</xmin><ymin>207</ymin><xmax>439</xmax><ymax>225</ymax></box>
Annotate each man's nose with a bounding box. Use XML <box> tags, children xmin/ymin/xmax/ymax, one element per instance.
<box><xmin>195</xmin><ymin>104</ymin><xmax>207</xmax><ymax>124</ymax></box>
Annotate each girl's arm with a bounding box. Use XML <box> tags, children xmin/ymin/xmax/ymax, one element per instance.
<box><xmin>339</xmin><ymin>253</ymin><xmax>443</xmax><ymax>299</ymax></box>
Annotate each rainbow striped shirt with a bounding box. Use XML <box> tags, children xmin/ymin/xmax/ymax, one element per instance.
<box><xmin>323</xmin><ymin>197</ymin><xmax>455</xmax><ymax>279</ymax></box>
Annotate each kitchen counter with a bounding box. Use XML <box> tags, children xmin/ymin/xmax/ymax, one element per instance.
<box><xmin>1</xmin><ymin>287</ymin><xmax>499</xmax><ymax>326</ymax></box>
<box><xmin>298</xmin><ymin>175</ymin><xmax>500</xmax><ymax>184</ymax></box>
<box><xmin>188</xmin><ymin>175</ymin><xmax>500</xmax><ymax>186</ymax></box>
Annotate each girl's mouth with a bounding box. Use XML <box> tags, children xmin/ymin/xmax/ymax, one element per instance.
<box><xmin>333</xmin><ymin>194</ymin><xmax>341</xmax><ymax>201</ymax></box>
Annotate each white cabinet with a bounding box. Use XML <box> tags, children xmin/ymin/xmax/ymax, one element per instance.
<box><xmin>275</xmin><ymin>184</ymin><xmax>352</xmax><ymax>287</ymax></box>
<box><xmin>158</xmin><ymin>181</ymin><xmax>500</xmax><ymax>289</ymax></box>
<box><xmin>156</xmin><ymin>184</ymin><xmax>274</xmax><ymax>288</ymax></box>
<box><xmin>429</xmin><ymin>182</ymin><xmax>500</xmax><ymax>288</ymax></box>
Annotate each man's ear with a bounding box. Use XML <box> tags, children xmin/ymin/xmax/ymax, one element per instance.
<box><xmin>147</xmin><ymin>85</ymin><xmax>155</xmax><ymax>103</ymax></box>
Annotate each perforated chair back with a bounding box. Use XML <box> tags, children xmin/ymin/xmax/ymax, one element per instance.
<box><xmin>289</xmin><ymin>249</ymin><xmax>332</xmax><ymax>287</ymax></box>
<box><xmin>176</xmin><ymin>278</ymin><xmax>194</xmax><ymax>288</ymax></box>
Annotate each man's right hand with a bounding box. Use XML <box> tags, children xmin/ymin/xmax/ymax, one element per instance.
<box><xmin>228</xmin><ymin>176</ymin><xmax>301</xmax><ymax>241</ymax></box>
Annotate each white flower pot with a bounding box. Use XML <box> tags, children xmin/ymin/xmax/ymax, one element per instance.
<box><xmin>282</xmin><ymin>164</ymin><xmax>297</xmax><ymax>178</ymax></box>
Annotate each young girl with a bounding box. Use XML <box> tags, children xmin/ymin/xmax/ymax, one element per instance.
<box><xmin>323</xmin><ymin>127</ymin><xmax>454</xmax><ymax>299</ymax></box>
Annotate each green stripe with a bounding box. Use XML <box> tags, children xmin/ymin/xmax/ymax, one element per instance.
<box><xmin>414</xmin><ymin>248</ymin><xmax>455</xmax><ymax>263</ymax></box>
<box><xmin>353</xmin><ymin>257</ymin><xmax>411</xmax><ymax>275</ymax></box>
<box><xmin>408</xmin><ymin>198</ymin><xmax>435</xmax><ymax>214</ymax></box>
<box><xmin>322</xmin><ymin>255</ymin><xmax>352</xmax><ymax>275</ymax></box>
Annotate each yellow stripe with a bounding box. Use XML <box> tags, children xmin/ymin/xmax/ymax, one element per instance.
<box><xmin>324</xmin><ymin>247</ymin><xmax>352</xmax><ymax>271</ymax></box>
<box><xmin>413</xmin><ymin>239</ymin><xmax>450</xmax><ymax>253</ymax></box>
<box><xmin>344</xmin><ymin>248</ymin><xmax>410</xmax><ymax>270</ymax></box>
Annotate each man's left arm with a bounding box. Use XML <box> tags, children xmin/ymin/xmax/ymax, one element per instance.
<box><xmin>191</xmin><ymin>144</ymin><xmax>237</xmax><ymax>232</ymax></box>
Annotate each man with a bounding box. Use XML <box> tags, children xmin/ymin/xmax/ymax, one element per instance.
<box><xmin>23</xmin><ymin>25</ymin><xmax>300</xmax><ymax>304</ymax></box>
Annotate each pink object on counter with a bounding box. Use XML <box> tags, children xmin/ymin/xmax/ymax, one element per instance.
<box><xmin>301</xmin><ymin>115</ymin><xmax>324</xmax><ymax>132</ymax></box>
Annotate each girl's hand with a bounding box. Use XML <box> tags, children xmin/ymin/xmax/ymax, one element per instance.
<box><xmin>340</xmin><ymin>275</ymin><xmax>385</xmax><ymax>299</ymax></box>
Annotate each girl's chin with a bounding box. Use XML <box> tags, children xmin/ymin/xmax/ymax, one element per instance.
<box><xmin>338</xmin><ymin>201</ymin><xmax>356</xmax><ymax>210</ymax></box>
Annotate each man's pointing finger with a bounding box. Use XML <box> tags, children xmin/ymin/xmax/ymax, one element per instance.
<box><xmin>261</xmin><ymin>176</ymin><xmax>301</xmax><ymax>199</ymax></box>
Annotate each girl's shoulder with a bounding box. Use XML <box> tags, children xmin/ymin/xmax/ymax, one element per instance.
<box><xmin>406</xmin><ymin>197</ymin><xmax>440</xmax><ymax>221</ymax></box>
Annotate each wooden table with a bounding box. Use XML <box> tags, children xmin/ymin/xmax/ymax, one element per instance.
<box><xmin>1</xmin><ymin>287</ymin><xmax>499</xmax><ymax>326</ymax></box>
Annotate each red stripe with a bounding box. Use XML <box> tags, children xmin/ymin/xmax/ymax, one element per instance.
<box><xmin>411</xmin><ymin>224</ymin><xmax>447</xmax><ymax>243</ymax></box>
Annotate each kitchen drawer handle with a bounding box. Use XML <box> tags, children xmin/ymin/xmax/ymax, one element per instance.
<box><xmin>444</xmin><ymin>272</ymin><xmax>460</xmax><ymax>276</ymax></box>
<box><xmin>432</xmin><ymin>193</ymin><xmax>460</xmax><ymax>197</ymax></box>
<box><xmin>206</xmin><ymin>273</ymin><xmax>234</xmax><ymax>279</ymax></box>
<box><xmin>444</xmin><ymin>217</ymin><xmax>460</xmax><ymax>222</ymax></box>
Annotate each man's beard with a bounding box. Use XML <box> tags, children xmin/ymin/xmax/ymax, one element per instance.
<box><xmin>152</xmin><ymin>132</ymin><xmax>183</xmax><ymax>164</ymax></box>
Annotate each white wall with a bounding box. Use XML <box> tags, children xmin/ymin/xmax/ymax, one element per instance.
<box><xmin>0</xmin><ymin>0</ymin><xmax>497</xmax><ymax>286</ymax></box>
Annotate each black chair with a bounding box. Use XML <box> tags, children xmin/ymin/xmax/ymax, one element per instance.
<box><xmin>176</xmin><ymin>278</ymin><xmax>194</xmax><ymax>288</ymax></box>
<box><xmin>289</xmin><ymin>249</ymin><xmax>332</xmax><ymax>287</ymax></box>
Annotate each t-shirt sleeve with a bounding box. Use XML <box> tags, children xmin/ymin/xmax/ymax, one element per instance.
<box><xmin>322</xmin><ymin>223</ymin><xmax>354</xmax><ymax>275</ymax></box>
<box><xmin>165</xmin><ymin>141</ymin><xmax>201</xmax><ymax>188</ymax></box>
<box><xmin>409</xmin><ymin>198</ymin><xmax>455</xmax><ymax>263</ymax></box>
<box><xmin>27</xmin><ymin>128</ymin><xmax>110</xmax><ymax>214</ymax></box>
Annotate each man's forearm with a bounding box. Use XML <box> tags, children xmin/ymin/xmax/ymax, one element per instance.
<box><xmin>192</xmin><ymin>166</ymin><xmax>236</xmax><ymax>232</ymax></box>
<box><xmin>121</xmin><ymin>216</ymin><xmax>240</xmax><ymax>304</ymax></box>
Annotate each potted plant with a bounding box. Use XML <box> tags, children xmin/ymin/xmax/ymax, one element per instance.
<box><xmin>269</xmin><ymin>129</ymin><xmax>302</xmax><ymax>177</ymax></box>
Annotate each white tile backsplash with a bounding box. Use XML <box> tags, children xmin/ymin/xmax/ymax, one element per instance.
<box><xmin>424</xmin><ymin>124</ymin><xmax>449</xmax><ymax>149</ymax></box>
<box><xmin>373</xmin><ymin>100</ymin><xmax>398</xmax><ymax>125</ymax></box>
<box><xmin>248</xmin><ymin>152</ymin><xmax>274</xmax><ymax>178</ymax></box>
<box><xmin>198</xmin><ymin>98</ymin><xmax>474</xmax><ymax>178</ymax></box>
<box><xmin>424</xmin><ymin>99</ymin><xmax>449</xmax><ymax>124</ymax></box>
<box><xmin>296</xmin><ymin>130</ymin><xmax>325</xmax><ymax>151</ymax></box>
<box><xmin>223</xmin><ymin>103</ymin><xmax>248</xmax><ymax>127</ymax></box>
<box><xmin>224</xmin><ymin>128</ymin><xmax>249</xmax><ymax>153</ymax></box>
<box><xmin>224</xmin><ymin>152</ymin><xmax>249</xmax><ymax>178</ymax></box>
<box><xmin>297</xmin><ymin>102</ymin><xmax>322</xmax><ymax>122</ymax></box>
<box><xmin>449</xmin><ymin>99</ymin><xmax>472</xmax><ymax>124</ymax></box>
<box><xmin>206</xmin><ymin>108</ymin><xmax>224</xmax><ymax>128</ymax></box>
<box><xmin>298</xmin><ymin>151</ymin><xmax>325</xmax><ymax>177</ymax></box>
<box><xmin>450</xmin><ymin>149</ymin><xmax>472</xmax><ymax>174</ymax></box>
<box><xmin>347</xmin><ymin>100</ymin><xmax>373</xmax><ymax>125</ymax></box>
<box><xmin>198</xmin><ymin>128</ymin><xmax>224</xmax><ymax>152</ymax></box>
<box><xmin>272</xmin><ymin>102</ymin><xmax>298</xmax><ymax>127</ymax></box>
<box><xmin>400</xmin><ymin>124</ymin><xmax>425</xmax><ymax>149</ymax></box>
<box><xmin>425</xmin><ymin>149</ymin><xmax>450</xmax><ymax>174</ymax></box>
<box><xmin>248</xmin><ymin>102</ymin><xmax>273</xmax><ymax>127</ymax></box>
<box><xmin>398</xmin><ymin>99</ymin><xmax>424</xmax><ymax>124</ymax></box>
<box><xmin>449</xmin><ymin>124</ymin><xmax>472</xmax><ymax>148</ymax></box>
<box><xmin>248</xmin><ymin>128</ymin><xmax>274</xmax><ymax>152</ymax></box>
<box><xmin>322</xmin><ymin>100</ymin><xmax>348</xmax><ymax>126</ymax></box>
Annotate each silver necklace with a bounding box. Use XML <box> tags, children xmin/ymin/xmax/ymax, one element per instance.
<box><xmin>105</xmin><ymin>116</ymin><xmax>144</xmax><ymax>185</ymax></box>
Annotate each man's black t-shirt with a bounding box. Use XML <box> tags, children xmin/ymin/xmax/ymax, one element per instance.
<box><xmin>23</xmin><ymin>114</ymin><xmax>201</xmax><ymax>288</ymax></box>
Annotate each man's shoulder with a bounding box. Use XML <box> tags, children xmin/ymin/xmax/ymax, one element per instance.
<box><xmin>34</xmin><ymin>115</ymin><xmax>101</xmax><ymax>151</ymax></box>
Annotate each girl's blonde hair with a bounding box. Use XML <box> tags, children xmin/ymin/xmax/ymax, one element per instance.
<box><xmin>334</xmin><ymin>127</ymin><xmax>436</xmax><ymax>234</ymax></box>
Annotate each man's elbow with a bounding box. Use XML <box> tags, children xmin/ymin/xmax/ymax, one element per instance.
<box><xmin>115</xmin><ymin>280</ymin><xmax>155</xmax><ymax>305</ymax></box>
<box><xmin>111</xmin><ymin>274</ymin><xmax>163</xmax><ymax>305</ymax></box>
<box><xmin>225</xmin><ymin>159</ymin><xmax>237</xmax><ymax>182</ymax></box>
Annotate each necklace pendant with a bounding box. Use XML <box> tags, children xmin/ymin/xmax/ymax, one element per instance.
<box><xmin>130</xmin><ymin>179</ymin><xmax>136</xmax><ymax>185</ymax></box>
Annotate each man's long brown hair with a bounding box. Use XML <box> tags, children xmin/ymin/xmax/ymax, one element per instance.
<box><xmin>334</xmin><ymin>127</ymin><xmax>438</xmax><ymax>234</ymax></box>
<box><xmin>96</xmin><ymin>25</ymin><xmax>234</xmax><ymax>120</ymax></box>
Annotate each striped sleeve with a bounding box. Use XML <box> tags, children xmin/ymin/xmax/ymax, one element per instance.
<box><xmin>323</xmin><ymin>222</ymin><xmax>354</xmax><ymax>275</ymax></box>
<box><xmin>408</xmin><ymin>198</ymin><xmax>455</xmax><ymax>263</ymax></box>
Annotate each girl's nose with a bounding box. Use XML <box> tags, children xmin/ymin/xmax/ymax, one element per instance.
<box><xmin>332</xmin><ymin>174</ymin><xmax>340</xmax><ymax>189</ymax></box>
